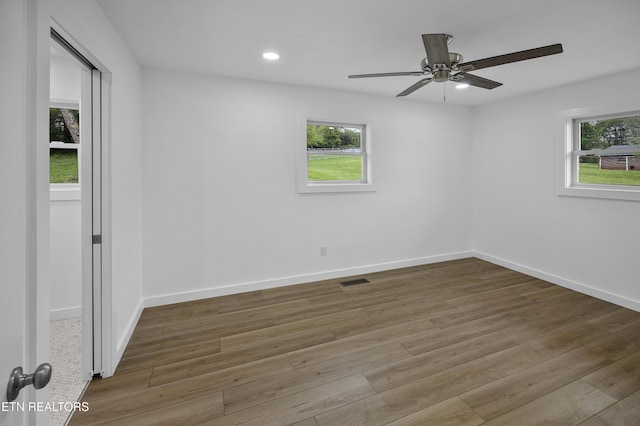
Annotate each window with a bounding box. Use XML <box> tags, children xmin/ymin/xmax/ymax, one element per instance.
<box><xmin>557</xmin><ymin>100</ymin><xmax>640</xmax><ymax>202</ymax></box>
<box><xmin>298</xmin><ymin>118</ymin><xmax>374</xmax><ymax>193</ymax></box>
<box><xmin>575</xmin><ymin>114</ymin><xmax>640</xmax><ymax>186</ymax></box>
<box><xmin>50</xmin><ymin>104</ymin><xmax>80</xmax><ymax>185</ymax></box>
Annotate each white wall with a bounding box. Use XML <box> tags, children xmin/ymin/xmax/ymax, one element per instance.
<box><xmin>49</xmin><ymin>47</ymin><xmax>82</xmax><ymax>320</ymax></box>
<box><xmin>49</xmin><ymin>199</ymin><xmax>82</xmax><ymax>318</ymax></box>
<box><xmin>50</xmin><ymin>52</ymin><xmax>80</xmax><ymax>102</ymax></box>
<box><xmin>142</xmin><ymin>69</ymin><xmax>473</xmax><ymax>304</ymax></box>
<box><xmin>473</xmin><ymin>68</ymin><xmax>640</xmax><ymax>311</ymax></box>
<box><xmin>51</xmin><ymin>0</ymin><xmax>144</xmax><ymax>368</ymax></box>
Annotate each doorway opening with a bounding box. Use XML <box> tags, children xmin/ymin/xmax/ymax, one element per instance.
<box><xmin>48</xmin><ymin>25</ymin><xmax>109</xmax><ymax>425</ymax></box>
<box><xmin>49</xmin><ymin>36</ymin><xmax>85</xmax><ymax>426</ymax></box>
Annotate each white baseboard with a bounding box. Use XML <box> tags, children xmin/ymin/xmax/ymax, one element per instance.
<box><xmin>144</xmin><ymin>251</ymin><xmax>474</xmax><ymax>308</ymax></box>
<box><xmin>111</xmin><ymin>298</ymin><xmax>145</xmax><ymax>377</ymax></box>
<box><xmin>474</xmin><ymin>251</ymin><xmax>640</xmax><ymax>313</ymax></box>
<box><xmin>50</xmin><ymin>306</ymin><xmax>82</xmax><ymax>321</ymax></box>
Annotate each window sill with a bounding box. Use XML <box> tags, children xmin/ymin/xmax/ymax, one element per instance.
<box><xmin>50</xmin><ymin>185</ymin><xmax>81</xmax><ymax>201</ymax></box>
<box><xmin>557</xmin><ymin>184</ymin><xmax>640</xmax><ymax>202</ymax></box>
<box><xmin>298</xmin><ymin>182</ymin><xmax>377</xmax><ymax>194</ymax></box>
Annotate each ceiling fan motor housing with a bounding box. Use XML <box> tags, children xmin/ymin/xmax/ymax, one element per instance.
<box><xmin>431</xmin><ymin>52</ymin><xmax>463</xmax><ymax>82</ymax></box>
<box><xmin>432</xmin><ymin>68</ymin><xmax>450</xmax><ymax>82</ymax></box>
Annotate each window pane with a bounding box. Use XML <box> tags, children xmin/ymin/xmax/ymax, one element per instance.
<box><xmin>577</xmin><ymin>114</ymin><xmax>640</xmax><ymax>186</ymax></box>
<box><xmin>50</xmin><ymin>107</ymin><xmax>80</xmax><ymax>184</ymax></box>
<box><xmin>307</xmin><ymin>122</ymin><xmax>364</xmax><ymax>182</ymax></box>
<box><xmin>50</xmin><ymin>108</ymin><xmax>79</xmax><ymax>143</ymax></box>
<box><xmin>578</xmin><ymin>156</ymin><xmax>640</xmax><ymax>186</ymax></box>
<box><xmin>307</xmin><ymin>154</ymin><xmax>363</xmax><ymax>181</ymax></box>
<box><xmin>307</xmin><ymin>123</ymin><xmax>361</xmax><ymax>151</ymax></box>
<box><xmin>50</xmin><ymin>148</ymin><xmax>79</xmax><ymax>183</ymax></box>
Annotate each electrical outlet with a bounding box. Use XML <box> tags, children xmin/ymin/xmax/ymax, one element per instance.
<box><xmin>320</xmin><ymin>246</ymin><xmax>328</xmax><ymax>256</ymax></box>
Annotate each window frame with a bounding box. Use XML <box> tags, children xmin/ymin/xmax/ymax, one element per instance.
<box><xmin>297</xmin><ymin>116</ymin><xmax>376</xmax><ymax>194</ymax></box>
<box><xmin>556</xmin><ymin>99</ymin><xmax>640</xmax><ymax>202</ymax></box>
<box><xmin>50</xmin><ymin>100</ymin><xmax>81</xmax><ymax>200</ymax></box>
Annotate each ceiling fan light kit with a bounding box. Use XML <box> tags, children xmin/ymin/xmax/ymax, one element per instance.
<box><xmin>348</xmin><ymin>34</ymin><xmax>563</xmax><ymax>97</ymax></box>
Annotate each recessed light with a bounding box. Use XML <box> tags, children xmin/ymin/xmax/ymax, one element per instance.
<box><xmin>455</xmin><ymin>83</ymin><xmax>470</xmax><ymax>89</ymax></box>
<box><xmin>262</xmin><ymin>52</ymin><xmax>280</xmax><ymax>61</ymax></box>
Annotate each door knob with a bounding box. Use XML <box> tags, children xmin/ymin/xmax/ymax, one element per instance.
<box><xmin>6</xmin><ymin>363</ymin><xmax>52</xmax><ymax>402</ymax></box>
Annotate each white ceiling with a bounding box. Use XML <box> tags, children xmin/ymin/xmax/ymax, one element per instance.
<box><xmin>98</xmin><ymin>0</ymin><xmax>640</xmax><ymax>106</ymax></box>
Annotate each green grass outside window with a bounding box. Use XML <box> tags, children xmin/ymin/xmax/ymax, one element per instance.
<box><xmin>578</xmin><ymin>163</ymin><xmax>640</xmax><ymax>186</ymax></box>
<box><xmin>307</xmin><ymin>155</ymin><xmax>363</xmax><ymax>181</ymax></box>
<box><xmin>50</xmin><ymin>149</ymin><xmax>79</xmax><ymax>184</ymax></box>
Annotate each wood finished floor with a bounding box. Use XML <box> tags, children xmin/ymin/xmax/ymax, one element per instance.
<box><xmin>69</xmin><ymin>258</ymin><xmax>640</xmax><ymax>425</ymax></box>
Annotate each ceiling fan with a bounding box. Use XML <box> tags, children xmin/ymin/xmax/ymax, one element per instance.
<box><xmin>349</xmin><ymin>34</ymin><xmax>563</xmax><ymax>97</ymax></box>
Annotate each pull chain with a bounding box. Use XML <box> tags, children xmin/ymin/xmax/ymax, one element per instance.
<box><xmin>443</xmin><ymin>82</ymin><xmax>447</xmax><ymax>103</ymax></box>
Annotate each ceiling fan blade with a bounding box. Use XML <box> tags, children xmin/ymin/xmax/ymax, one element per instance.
<box><xmin>452</xmin><ymin>72</ymin><xmax>502</xmax><ymax>89</ymax></box>
<box><xmin>396</xmin><ymin>78</ymin><xmax>433</xmax><ymax>97</ymax></box>
<box><xmin>348</xmin><ymin>71</ymin><xmax>424</xmax><ymax>79</ymax></box>
<box><xmin>422</xmin><ymin>34</ymin><xmax>451</xmax><ymax>68</ymax></box>
<box><xmin>458</xmin><ymin>43</ymin><xmax>563</xmax><ymax>72</ymax></box>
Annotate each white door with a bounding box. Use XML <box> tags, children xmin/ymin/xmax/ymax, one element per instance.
<box><xmin>51</xmin><ymin>22</ymin><xmax>111</xmax><ymax>380</ymax></box>
<box><xmin>0</xmin><ymin>1</ymin><xmax>49</xmax><ymax>425</ymax></box>
<box><xmin>1</xmin><ymin>0</ymin><xmax>31</xmax><ymax>423</ymax></box>
<box><xmin>51</xmin><ymin>25</ymin><xmax>109</xmax><ymax>380</ymax></box>
<box><xmin>51</xmin><ymin>23</ymin><xmax>113</xmax><ymax>380</ymax></box>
